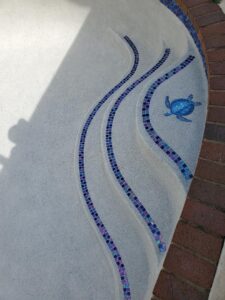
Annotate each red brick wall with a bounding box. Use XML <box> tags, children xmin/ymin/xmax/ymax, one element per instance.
<box><xmin>153</xmin><ymin>1</ymin><xmax>225</xmax><ymax>299</ymax></box>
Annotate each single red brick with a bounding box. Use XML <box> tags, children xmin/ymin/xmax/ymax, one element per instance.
<box><xmin>210</xmin><ymin>76</ymin><xmax>225</xmax><ymax>90</ymax></box>
<box><xmin>182</xmin><ymin>199</ymin><xmax>225</xmax><ymax>236</ymax></box>
<box><xmin>204</xmin><ymin>122</ymin><xmax>225</xmax><ymax>142</ymax></box>
<box><xmin>207</xmin><ymin>49</ymin><xmax>225</xmax><ymax>62</ymax></box>
<box><xmin>189</xmin><ymin>177</ymin><xmax>225</xmax><ymax>210</ymax></box>
<box><xmin>196</xmin><ymin>11</ymin><xmax>225</xmax><ymax>27</ymax></box>
<box><xmin>202</xmin><ymin>21</ymin><xmax>225</xmax><ymax>36</ymax></box>
<box><xmin>164</xmin><ymin>245</ymin><xmax>216</xmax><ymax>289</ymax></box>
<box><xmin>173</xmin><ymin>222</ymin><xmax>223</xmax><ymax>262</ymax></box>
<box><xmin>207</xmin><ymin>106</ymin><xmax>225</xmax><ymax>123</ymax></box>
<box><xmin>200</xmin><ymin>140</ymin><xmax>225</xmax><ymax>162</ymax></box>
<box><xmin>204</xmin><ymin>35</ymin><xmax>225</xmax><ymax>50</ymax></box>
<box><xmin>154</xmin><ymin>271</ymin><xmax>208</xmax><ymax>300</ymax></box>
<box><xmin>195</xmin><ymin>158</ymin><xmax>225</xmax><ymax>185</ymax></box>
<box><xmin>209</xmin><ymin>91</ymin><xmax>225</xmax><ymax>105</ymax></box>
<box><xmin>183</xmin><ymin>0</ymin><xmax>210</xmax><ymax>8</ymax></box>
<box><xmin>190</xmin><ymin>3</ymin><xmax>220</xmax><ymax>17</ymax></box>
<box><xmin>209</xmin><ymin>62</ymin><xmax>225</xmax><ymax>75</ymax></box>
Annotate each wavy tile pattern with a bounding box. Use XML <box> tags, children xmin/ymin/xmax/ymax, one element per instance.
<box><xmin>78</xmin><ymin>36</ymin><xmax>139</xmax><ymax>300</ymax></box>
<box><xmin>142</xmin><ymin>55</ymin><xmax>195</xmax><ymax>180</ymax></box>
<box><xmin>106</xmin><ymin>50</ymin><xmax>170</xmax><ymax>253</ymax></box>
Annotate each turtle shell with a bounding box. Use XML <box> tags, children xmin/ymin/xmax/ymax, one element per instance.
<box><xmin>170</xmin><ymin>99</ymin><xmax>195</xmax><ymax>116</ymax></box>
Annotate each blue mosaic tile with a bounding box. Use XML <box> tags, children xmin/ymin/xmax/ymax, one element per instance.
<box><xmin>164</xmin><ymin>94</ymin><xmax>202</xmax><ymax>122</ymax></box>
<box><xmin>105</xmin><ymin>49</ymin><xmax>170</xmax><ymax>253</ymax></box>
<box><xmin>142</xmin><ymin>55</ymin><xmax>195</xmax><ymax>180</ymax></box>
<box><xmin>78</xmin><ymin>36</ymin><xmax>138</xmax><ymax>300</ymax></box>
<box><xmin>160</xmin><ymin>0</ymin><xmax>207</xmax><ymax>75</ymax></box>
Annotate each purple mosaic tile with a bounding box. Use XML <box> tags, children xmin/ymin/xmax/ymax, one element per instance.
<box><xmin>105</xmin><ymin>49</ymin><xmax>170</xmax><ymax>253</ymax></box>
<box><xmin>78</xmin><ymin>36</ymin><xmax>139</xmax><ymax>300</ymax></box>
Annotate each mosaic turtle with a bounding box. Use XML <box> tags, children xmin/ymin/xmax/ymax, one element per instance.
<box><xmin>164</xmin><ymin>94</ymin><xmax>201</xmax><ymax>122</ymax></box>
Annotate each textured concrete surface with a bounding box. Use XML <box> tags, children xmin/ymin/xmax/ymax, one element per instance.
<box><xmin>0</xmin><ymin>0</ymin><xmax>207</xmax><ymax>299</ymax></box>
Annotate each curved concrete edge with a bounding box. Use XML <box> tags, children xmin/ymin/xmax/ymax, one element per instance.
<box><xmin>209</xmin><ymin>243</ymin><xmax>225</xmax><ymax>300</ymax></box>
<box><xmin>153</xmin><ymin>0</ymin><xmax>225</xmax><ymax>299</ymax></box>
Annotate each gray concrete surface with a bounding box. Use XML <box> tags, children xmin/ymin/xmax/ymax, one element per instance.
<box><xmin>0</xmin><ymin>1</ymin><xmax>207</xmax><ymax>299</ymax></box>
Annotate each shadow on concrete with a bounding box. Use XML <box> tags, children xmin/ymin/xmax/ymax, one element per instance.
<box><xmin>0</xmin><ymin>1</ymin><xmax>133</xmax><ymax>298</ymax></box>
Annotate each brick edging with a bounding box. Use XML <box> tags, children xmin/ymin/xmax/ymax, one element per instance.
<box><xmin>153</xmin><ymin>1</ymin><xmax>225</xmax><ymax>299</ymax></box>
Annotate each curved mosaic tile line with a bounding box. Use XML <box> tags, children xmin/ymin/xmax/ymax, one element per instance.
<box><xmin>78</xmin><ymin>36</ymin><xmax>139</xmax><ymax>300</ymax></box>
<box><xmin>160</xmin><ymin>0</ymin><xmax>207</xmax><ymax>74</ymax></box>
<box><xmin>106</xmin><ymin>49</ymin><xmax>170</xmax><ymax>253</ymax></box>
<box><xmin>142</xmin><ymin>55</ymin><xmax>195</xmax><ymax>181</ymax></box>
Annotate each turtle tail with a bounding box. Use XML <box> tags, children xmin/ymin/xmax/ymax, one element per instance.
<box><xmin>195</xmin><ymin>102</ymin><xmax>202</xmax><ymax>106</ymax></box>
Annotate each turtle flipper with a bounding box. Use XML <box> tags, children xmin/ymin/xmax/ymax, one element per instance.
<box><xmin>165</xmin><ymin>96</ymin><xmax>170</xmax><ymax>109</ymax></box>
<box><xmin>188</xmin><ymin>94</ymin><xmax>194</xmax><ymax>100</ymax></box>
<box><xmin>164</xmin><ymin>112</ymin><xmax>172</xmax><ymax>117</ymax></box>
<box><xmin>177</xmin><ymin>115</ymin><xmax>192</xmax><ymax>122</ymax></box>
<box><xmin>194</xmin><ymin>101</ymin><xmax>202</xmax><ymax>106</ymax></box>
